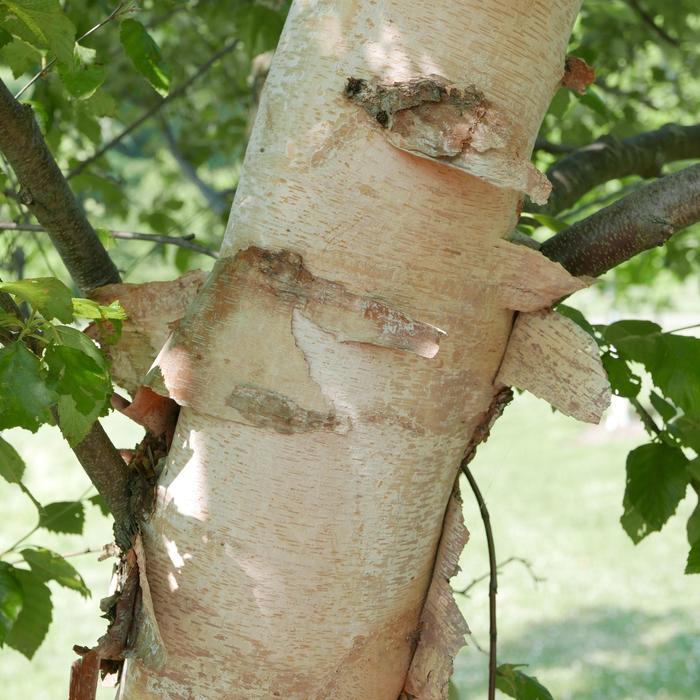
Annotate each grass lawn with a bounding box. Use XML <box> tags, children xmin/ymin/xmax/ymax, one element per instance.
<box><xmin>0</xmin><ymin>395</ymin><xmax>697</xmax><ymax>698</ymax></box>
<box><xmin>453</xmin><ymin>395</ymin><xmax>699</xmax><ymax>700</ymax></box>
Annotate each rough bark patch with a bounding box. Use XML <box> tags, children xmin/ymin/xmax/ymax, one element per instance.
<box><xmin>127</xmin><ymin>535</ymin><xmax>167</xmax><ymax>671</ymax></box>
<box><xmin>345</xmin><ymin>75</ymin><xmax>551</xmax><ymax>204</ymax></box>
<box><xmin>402</xmin><ymin>487</ymin><xmax>469</xmax><ymax>700</ymax></box>
<box><xmin>497</xmin><ymin>309</ymin><xmax>611</xmax><ymax>423</ymax></box>
<box><xmin>145</xmin><ymin>247</ymin><xmax>444</xmax><ymax>431</ymax></box>
<box><xmin>89</xmin><ymin>271</ymin><xmax>206</xmax><ymax>394</ymax></box>
<box><xmin>491</xmin><ymin>239</ymin><xmax>592</xmax><ymax>312</ymax></box>
<box><xmin>562</xmin><ymin>55</ymin><xmax>596</xmax><ymax>94</ymax></box>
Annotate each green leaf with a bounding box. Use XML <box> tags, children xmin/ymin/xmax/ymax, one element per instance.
<box><xmin>448</xmin><ymin>680</ymin><xmax>461</xmax><ymax>699</ymax></box>
<box><xmin>0</xmin><ymin>343</ymin><xmax>57</xmax><ymax>432</ymax></box>
<box><xmin>4</xmin><ymin>568</ymin><xmax>51</xmax><ymax>659</ymax></box>
<box><xmin>88</xmin><ymin>493</ymin><xmax>109</xmax><ymax>517</ymax></box>
<box><xmin>0</xmin><ymin>435</ymin><xmax>25</xmax><ymax>484</ymax></box>
<box><xmin>0</xmin><ymin>562</ymin><xmax>23</xmax><ymax>647</ymax></box>
<box><xmin>55</xmin><ymin>393</ymin><xmax>102</xmax><ymax>447</ymax></box>
<box><xmin>687</xmin><ymin>502</ymin><xmax>700</xmax><ymax>546</ymax></box>
<box><xmin>0</xmin><ymin>277</ymin><xmax>73</xmax><ymax>322</ymax></box>
<box><xmin>687</xmin><ymin>458</ymin><xmax>700</xmax><ymax>482</ymax></box>
<box><xmin>58</xmin><ymin>57</ymin><xmax>105</xmax><ymax>100</ymax></box>
<box><xmin>525</xmin><ymin>213</ymin><xmax>569</xmax><ymax>233</ymax></box>
<box><xmin>0</xmin><ymin>38</ymin><xmax>41</xmax><ymax>77</ymax></box>
<box><xmin>496</xmin><ymin>664</ymin><xmax>554</xmax><ymax>700</ymax></box>
<box><xmin>547</xmin><ymin>89</ymin><xmax>572</xmax><ymax>119</ymax></box>
<box><xmin>621</xmin><ymin>443</ymin><xmax>689</xmax><ymax>542</ymax></box>
<box><xmin>72</xmin><ymin>297</ymin><xmax>126</xmax><ymax>321</ymax></box>
<box><xmin>686</xmin><ymin>541</ymin><xmax>700</xmax><ymax>575</ymax></box>
<box><xmin>20</xmin><ymin>548</ymin><xmax>89</xmax><ymax>597</ymax></box>
<box><xmin>649</xmin><ymin>391</ymin><xmax>677</xmax><ymax>422</ymax></box>
<box><xmin>0</xmin><ymin>26</ymin><xmax>12</xmax><ymax>49</ymax></box>
<box><xmin>119</xmin><ymin>19</ymin><xmax>170</xmax><ymax>96</ymax></box>
<box><xmin>44</xmin><ymin>326</ymin><xmax>112</xmax><ymax>424</ymax></box>
<box><xmin>600</xmin><ymin>352</ymin><xmax>640</xmax><ymax>399</ymax></box>
<box><xmin>39</xmin><ymin>501</ymin><xmax>85</xmax><ymax>535</ymax></box>
<box><xmin>602</xmin><ymin>320</ymin><xmax>661</xmax><ymax>346</ymax></box>
<box><xmin>1</xmin><ymin>0</ymin><xmax>75</xmax><ymax>64</ymax></box>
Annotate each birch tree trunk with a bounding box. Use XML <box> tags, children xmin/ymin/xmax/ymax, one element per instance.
<box><xmin>119</xmin><ymin>1</ymin><xmax>584</xmax><ymax>697</ymax></box>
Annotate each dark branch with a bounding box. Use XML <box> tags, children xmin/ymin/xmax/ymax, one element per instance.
<box><xmin>625</xmin><ymin>0</ymin><xmax>680</xmax><ymax>48</ymax></box>
<box><xmin>532</xmin><ymin>123</ymin><xmax>700</xmax><ymax>216</ymax></box>
<box><xmin>461</xmin><ymin>463</ymin><xmax>498</xmax><ymax>700</ymax></box>
<box><xmin>533</xmin><ymin>137</ymin><xmax>576</xmax><ymax>155</ymax></box>
<box><xmin>540</xmin><ymin>164</ymin><xmax>700</xmax><ymax>277</ymax></box>
<box><xmin>0</xmin><ymin>221</ymin><xmax>218</xmax><ymax>258</ymax></box>
<box><xmin>0</xmin><ymin>79</ymin><xmax>120</xmax><ymax>292</ymax></box>
<box><xmin>160</xmin><ymin>120</ymin><xmax>230</xmax><ymax>216</ymax></box>
<box><xmin>67</xmin><ymin>39</ymin><xmax>240</xmax><ymax>180</ymax></box>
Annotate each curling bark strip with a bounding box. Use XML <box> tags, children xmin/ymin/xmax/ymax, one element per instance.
<box><xmin>119</xmin><ymin>2</ymin><xmax>582</xmax><ymax>698</ymax></box>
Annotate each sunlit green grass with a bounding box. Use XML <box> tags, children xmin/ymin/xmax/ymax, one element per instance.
<box><xmin>1</xmin><ymin>396</ymin><xmax>697</xmax><ymax>698</ymax></box>
<box><xmin>453</xmin><ymin>395</ymin><xmax>699</xmax><ymax>700</ymax></box>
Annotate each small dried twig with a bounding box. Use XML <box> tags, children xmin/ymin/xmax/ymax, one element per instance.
<box><xmin>0</xmin><ymin>221</ymin><xmax>217</xmax><ymax>258</ymax></box>
<box><xmin>454</xmin><ymin>556</ymin><xmax>544</xmax><ymax>597</ymax></box>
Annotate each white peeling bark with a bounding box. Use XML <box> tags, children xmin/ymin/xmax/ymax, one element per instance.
<box><xmin>120</xmin><ymin>1</ymin><xmax>582</xmax><ymax>698</ymax></box>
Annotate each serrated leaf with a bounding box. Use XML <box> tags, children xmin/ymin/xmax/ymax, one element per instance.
<box><xmin>686</xmin><ymin>541</ymin><xmax>700</xmax><ymax>575</ymax></box>
<box><xmin>0</xmin><ymin>435</ymin><xmax>25</xmax><ymax>484</ymax></box>
<box><xmin>5</xmin><ymin>568</ymin><xmax>52</xmax><ymax>659</ymax></box>
<box><xmin>39</xmin><ymin>501</ymin><xmax>85</xmax><ymax>535</ymax></box>
<box><xmin>0</xmin><ymin>26</ymin><xmax>12</xmax><ymax>49</ymax></box>
<box><xmin>649</xmin><ymin>391</ymin><xmax>677</xmax><ymax>422</ymax></box>
<box><xmin>44</xmin><ymin>326</ymin><xmax>111</xmax><ymax>427</ymax></box>
<box><xmin>688</xmin><ymin>502</ymin><xmax>700</xmax><ymax>546</ymax></box>
<box><xmin>119</xmin><ymin>19</ymin><xmax>170</xmax><ymax>96</ymax></box>
<box><xmin>45</xmin><ymin>344</ymin><xmax>111</xmax><ymax>415</ymax></box>
<box><xmin>2</xmin><ymin>0</ymin><xmax>75</xmax><ymax>64</ymax></box>
<box><xmin>58</xmin><ymin>58</ymin><xmax>105</xmax><ymax>100</ymax></box>
<box><xmin>20</xmin><ymin>548</ymin><xmax>89</xmax><ymax>597</ymax></box>
<box><xmin>0</xmin><ymin>277</ymin><xmax>73</xmax><ymax>322</ymax></box>
<box><xmin>72</xmin><ymin>297</ymin><xmax>126</xmax><ymax>321</ymax></box>
<box><xmin>0</xmin><ymin>37</ymin><xmax>41</xmax><ymax>77</ymax></box>
<box><xmin>603</xmin><ymin>320</ymin><xmax>661</xmax><ymax>346</ymax></box>
<box><xmin>600</xmin><ymin>352</ymin><xmax>641</xmax><ymax>399</ymax></box>
<box><xmin>82</xmin><ymin>88</ymin><xmax>116</xmax><ymax>117</ymax></box>
<box><xmin>671</xmin><ymin>416</ymin><xmax>700</xmax><ymax>453</ymax></box>
<box><xmin>56</xmin><ymin>394</ymin><xmax>102</xmax><ymax>447</ymax></box>
<box><xmin>496</xmin><ymin>663</ymin><xmax>554</xmax><ymax>700</ymax></box>
<box><xmin>687</xmin><ymin>458</ymin><xmax>700</xmax><ymax>482</ymax></box>
<box><xmin>0</xmin><ymin>562</ymin><xmax>23</xmax><ymax>646</ymax></box>
<box><xmin>0</xmin><ymin>343</ymin><xmax>57</xmax><ymax>432</ymax></box>
<box><xmin>88</xmin><ymin>493</ymin><xmax>109</xmax><ymax>516</ymax></box>
<box><xmin>621</xmin><ymin>443</ymin><xmax>689</xmax><ymax>542</ymax></box>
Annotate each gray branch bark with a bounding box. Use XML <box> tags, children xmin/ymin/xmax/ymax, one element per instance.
<box><xmin>533</xmin><ymin>123</ymin><xmax>700</xmax><ymax>216</ymax></box>
<box><xmin>541</xmin><ymin>164</ymin><xmax>700</xmax><ymax>277</ymax></box>
<box><xmin>0</xmin><ymin>79</ymin><xmax>120</xmax><ymax>292</ymax></box>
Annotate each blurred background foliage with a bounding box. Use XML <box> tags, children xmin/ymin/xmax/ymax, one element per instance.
<box><xmin>0</xmin><ymin>0</ymin><xmax>699</xmax><ymax>698</ymax></box>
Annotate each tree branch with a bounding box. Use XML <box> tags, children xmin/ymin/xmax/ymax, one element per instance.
<box><xmin>532</xmin><ymin>123</ymin><xmax>700</xmax><ymax>216</ymax></box>
<box><xmin>67</xmin><ymin>38</ymin><xmax>240</xmax><ymax>180</ymax></box>
<box><xmin>625</xmin><ymin>0</ymin><xmax>680</xmax><ymax>48</ymax></box>
<box><xmin>0</xmin><ymin>221</ymin><xmax>218</xmax><ymax>258</ymax></box>
<box><xmin>160</xmin><ymin>120</ymin><xmax>230</xmax><ymax>216</ymax></box>
<box><xmin>0</xmin><ymin>79</ymin><xmax>120</xmax><ymax>292</ymax></box>
<box><xmin>540</xmin><ymin>164</ymin><xmax>700</xmax><ymax>277</ymax></box>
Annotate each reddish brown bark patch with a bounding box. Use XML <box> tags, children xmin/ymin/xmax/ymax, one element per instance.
<box><xmin>562</xmin><ymin>55</ymin><xmax>596</xmax><ymax>94</ymax></box>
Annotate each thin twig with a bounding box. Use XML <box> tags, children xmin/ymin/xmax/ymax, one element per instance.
<box><xmin>625</xmin><ymin>0</ymin><xmax>680</xmax><ymax>48</ymax></box>
<box><xmin>15</xmin><ymin>3</ymin><xmax>131</xmax><ymax>99</ymax></box>
<box><xmin>68</xmin><ymin>39</ymin><xmax>240</xmax><ymax>180</ymax></box>
<box><xmin>461</xmin><ymin>463</ymin><xmax>497</xmax><ymax>700</ymax></box>
<box><xmin>0</xmin><ymin>221</ymin><xmax>217</xmax><ymax>258</ymax></box>
<box><xmin>454</xmin><ymin>556</ymin><xmax>544</xmax><ymax>597</ymax></box>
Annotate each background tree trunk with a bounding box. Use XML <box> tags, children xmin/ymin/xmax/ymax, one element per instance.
<box><xmin>120</xmin><ymin>1</ymin><xmax>581</xmax><ymax>697</ymax></box>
